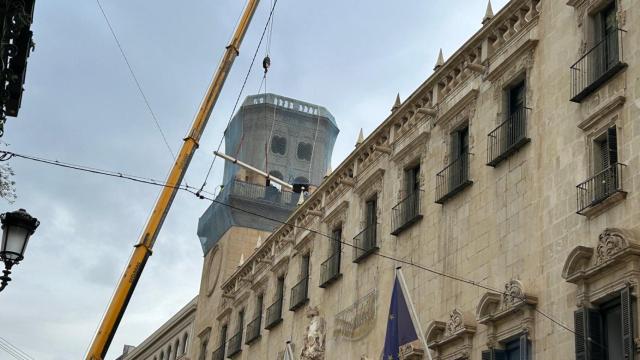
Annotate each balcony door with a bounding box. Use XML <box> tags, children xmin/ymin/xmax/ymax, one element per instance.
<box><xmin>593</xmin><ymin>3</ymin><xmax>618</xmax><ymax>80</ymax></box>
<box><xmin>450</xmin><ymin>127</ymin><xmax>469</xmax><ymax>190</ymax></box>
<box><xmin>593</xmin><ymin>127</ymin><xmax>618</xmax><ymax>201</ymax></box>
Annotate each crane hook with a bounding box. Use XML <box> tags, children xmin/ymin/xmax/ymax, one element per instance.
<box><xmin>262</xmin><ymin>55</ymin><xmax>271</xmax><ymax>74</ymax></box>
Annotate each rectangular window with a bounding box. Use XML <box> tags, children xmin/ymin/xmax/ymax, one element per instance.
<box><xmin>220</xmin><ymin>325</ymin><xmax>227</xmax><ymax>348</ymax></box>
<box><xmin>574</xmin><ymin>287</ymin><xmax>634</xmax><ymax>360</ymax></box>
<box><xmin>237</xmin><ymin>309</ymin><xmax>244</xmax><ymax>338</ymax></box>
<box><xmin>594</xmin><ymin>127</ymin><xmax>618</xmax><ymax>173</ymax></box>
<box><xmin>256</xmin><ymin>294</ymin><xmax>263</xmax><ymax>319</ymax></box>
<box><xmin>509</xmin><ymin>80</ymin><xmax>526</xmax><ymax>116</ymax></box>
<box><xmin>451</xmin><ymin>126</ymin><xmax>469</xmax><ymax>160</ymax></box>
<box><xmin>301</xmin><ymin>254</ymin><xmax>310</xmax><ymax>279</ymax></box>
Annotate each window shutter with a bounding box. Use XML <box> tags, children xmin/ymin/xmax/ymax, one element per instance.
<box><xmin>621</xmin><ymin>286</ymin><xmax>635</xmax><ymax>360</ymax></box>
<box><xmin>482</xmin><ymin>350</ymin><xmax>492</xmax><ymax>360</ymax></box>
<box><xmin>574</xmin><ymin>308</ymin><xmax>588</xmax><ymax>360</ymax></box>
<box><xmin>607</xmin><ymin>127</ymin><xmax>618</xmax><ymax>166</ymax></box>
<box><xmin>520</xmin><ymin>333</ymin><xmax>530</xmax><ymax>360</ymax></box>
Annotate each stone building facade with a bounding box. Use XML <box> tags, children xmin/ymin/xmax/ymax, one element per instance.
<box><xmin>118</xmin><ymin>296</ymin><xmax>197</xmax><ymax>360</ymax></box>
<box><xmin>189</xmin><ymin>0</ymin><xmax>640</xmax><ymax>359</ymax></box>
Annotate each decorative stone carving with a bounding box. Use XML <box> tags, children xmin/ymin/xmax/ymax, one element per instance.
<box><xmin>596</xmin><ymin>228</ymin><xmax>627</xmax><ymax>264</ymax></box>
<box><xmin>445</xmin><ymin>309</ymin><xmax>465</xmax><ymax>336</ymax></box>
<box><xmin>301</xmin><ymin>306</ymin><xmax>326</xmax><ymax>360</ymax></box>
<box><xmin>502</xmin><ymin>279</ymin><xmax>525</xmax><ymax>309</ymax></box>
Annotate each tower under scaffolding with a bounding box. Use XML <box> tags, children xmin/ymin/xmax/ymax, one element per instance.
<box><xmin>198</xmin><ymin>93</ymin><xmax>338</xmax><ymax>254</ymax></box>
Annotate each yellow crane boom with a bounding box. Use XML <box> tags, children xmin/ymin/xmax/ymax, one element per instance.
<box><xmin>86</xmin><ymin>1</ymin><xmax>261</xmax><ymax>358</ymax></box>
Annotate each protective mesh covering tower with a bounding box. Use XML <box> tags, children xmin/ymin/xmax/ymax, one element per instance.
<box><xmin>198</xmin><ymin>93</ymin><xmax>338</xmax><ymax>254</ymax></box>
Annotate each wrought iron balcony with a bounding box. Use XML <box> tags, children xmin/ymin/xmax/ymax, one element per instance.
<box><xmin>391</xmin><ymin>191</ymin><xmax>423</xmax><ymax>236</ymax></box>
<box><xmin>577</xmin><ymin>163</ymin><xmax>626</xmax><ymax>215</ymax></box>
<box><xmin>264</xmin><ymin>298</ymin><xmax>283</xmax><ymax>329</ymax></box>
<box><xmin>289</xmin><ymin>277</ymin><xmax>309</xmax><ymax>311</ymax></box>
<box><xmin>435</xmin><ymin>153</ymin><xmax>472</xmax><ymax>204</ymax></box>
<box><xmin>353</xmin><ymin>224</ymin><xmax>378</xmax><ymax>263</ymax></box>
<box><xmin>211</xmin><ymin>345</ymin><xmax>225</xmax><ymax>360</ymax></box>
<box><xmin>487</xmin><ymin>108</ymin><xmax>531</xmax><ymax>167</ymax></box>
<box><xmin>570</xmin><ymin>29</ymin><xmax>626</xmax><ymax>103</ymax></box>
<box><xmin>319</xmin><ymin>252</ymin><xmax>341</xmax><ymax>288</ymax></box>
<box><xmin>226</xmin><ymin>331</ymin><xmax>243</xmax><ymax>357</ymax></box>
<box><xmin>244</xmin><ymin>316</ymin><xmax>261</xmax><ymax>344</ymax></box>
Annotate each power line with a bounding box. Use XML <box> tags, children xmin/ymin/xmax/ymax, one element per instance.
<box><xmin>197</xmin><ymin>0</ymin><xmax>280</xmax><ymax>195</ymax></box>
<box><xmin>94</xmin><ymin>0</ymin><xmax>176</xmax><ymax>160</ymax></box>
<box><xmin>0</xmin><ymin>338</ymin><xmax>33</xmax><ymax>360</ymax></box>
<box><xmin>1</xmin><ymin>150</ymin><xmax>575</xmax><ymax>336</ymax></box>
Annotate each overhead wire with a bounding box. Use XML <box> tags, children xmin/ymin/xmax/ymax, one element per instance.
<box><xmin>2</xmin><ymin>149</ymin><xmax>576</xmax><ymax>336</ymax></box>
<box><xmin>0</xmin><ymin>338</ymin><xmax>32</xmax><ymax>360</ymax></box>
<box><xmin>196</xmin><ymin>0</ymin><xmax>280</xmax><ymax>196</ymax></box>
<box><xmin>94</xmin><ymin>0</ymin><xmax>176</xmax><ymax>160</ymax></box>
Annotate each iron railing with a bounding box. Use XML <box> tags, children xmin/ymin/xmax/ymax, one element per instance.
<box><xmin>228</xmin><ymin>179</ymin><xmax>299</xmax><ymax>207</ymax></box>
<box><xmin>226</xmin><ymin>331</ymin><xmax>243</xmax><ymax>357</ymax></box>
<box><xmin>244</xmin><ymin>316</ymin><xmax>261</xmax><ymax>344</ymax></box>
<box><xmin>264</xmin><ymin>298</ymin><xmax>283</xmax><ymax>329</ymax></box>
<box><xmin>487</xmin><ymin>107</ymin><xmax>531</xmax><ymax>167</ymax></box>
<box><xmin>211</xmin><ymin>345</ymin><xmax>225</xmax><ymax>360</ymax></box>
<box><xmin>289</xmin><ymin>277</ymin><xmax>309</xmax><ymax>311</ymax></box>
<box><xmin>391</xmin><ymin>191</ymin><xmax>423</xmax><ymax>235</ymax></box>
<box><xmin>435</xmin><ymin>152</ymin><xmax>472</xmax><ymax>204</ymax></box>
<box><xmin>319</xmin><ymin>252</ymin><xmax>341</xmax><ymax>287</ymax></box>
<box><xmin>577</xmin><ymin>163</ymin><xmax>626</xmax><ymax>215</ymax></box>
<box><xmin>570</xmin><ymin>29</ymin><xmax>626</xmax><ymax>102</ymax></box>
<box><xmin>353</xmin><ymin>224</ymin><xmax>378</xmax><ymax>263</ymax></box>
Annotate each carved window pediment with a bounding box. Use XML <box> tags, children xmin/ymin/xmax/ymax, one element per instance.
<box><xmin>322</xmin><ymin>200</ymin><xmax>349</xmax><ymax>230</ymax></box>
<box><xmin>562</xmin><ymin>228</ymin><xmax>640</xmax><ymax>283</ymax></box>
<box><xmin>476</xmin><ymin>280</ymin><xmax>537</xmax><ymax>346</ymax></box>
<box><xmin>355</xmin><ymin>167</ymin><xmax>385</xmax><ymax>196</ymax></box>
<box><xmin>426</xmin><ymin>309</ymin><xmax>476</xmax><ymax>360</ymax></box>
<box><xmin>476</xmin><ymin>280</ymin><xmax>537</xmax><ymax>324</ymax></box>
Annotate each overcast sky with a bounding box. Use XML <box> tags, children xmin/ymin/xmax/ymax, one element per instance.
<box><xmin>0</xmin><ymin>1</ymin><xmax>509</xmax><ymax>359</ymax></box>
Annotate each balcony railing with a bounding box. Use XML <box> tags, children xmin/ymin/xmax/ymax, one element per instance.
<box><xmin>577</xmin><ymin>163</ymin><xmax>626</xmax><ymax>215</ymax></box>
<box><xmin>435</xmin><ymin>152</ymin><xmax>472</xmax><ymax>204</ymax></box>
<box><xmin>211</xmin><ymin>345</ymin><xmax>225</xmax><ymax>360</ymax></box>
<box><xmin>487</xmin><ymin>108</ymin><xmax>531</xmax><ymax>167</ymax></box>
<box><xmin>391</xmin><ymin>191</ymin><xmax>423</xmax><ymax>236</ymax></box>
<box><xmin>264</xmin><ymin>298</ymin><xmax>283</xmax><ymax>329</ymax></box>
<box><xmin>229</xmin><ymin>179</ymin><xmax>299</xmax><ymax>207</ymax></box>
<box><xmin>319</xmin><ymin>252</ymin><xmax>341</xmax><ymax>288</ymax></box>
<box><xmin>570</xmin><ymin>29</ymin><xmax>626</xmax><ymax>103</ymax></box>
<box><xmin>289</xmin><ymin>277</ymin><xmax>309</xmax><ymax>311</ymax></box>
<box><xmin>353</xmin><ymin>224</ymin><xmax>378</xmax><ymax>263</ymax></box>
<box><xmin>226</xmin><ymin>331</ymin><xmax>243</xmax><ymax>357</ymax></box>
<box><xmin>244</xmin><ymin>316</ymin><xmax>261</xmax><ymax>344</ymax></box>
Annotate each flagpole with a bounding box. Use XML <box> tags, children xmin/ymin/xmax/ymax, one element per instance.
<box><xmin>396</xmin><ymin>267</ymin><xmax>433</xmax><ymax>360</ymax></box>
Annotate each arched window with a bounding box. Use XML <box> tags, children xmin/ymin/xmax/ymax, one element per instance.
<box><xmin>297</xmin><ymin>142</ymin><xmax>313</xmax><ymax>161</ymax></box>
<box><xmin>270</xmin><ymin>136</ymin><xmax>287</xmax><ymax>155</ymax></box>
<box><xmin>293</xmin><ymin>176</ymin><xmax>309</xmax><ymax>185</ymax></box>
<box><xmin>181</xmin><ymin>332</ymin><xmax>189</xmax><ymax>354</ymax></box>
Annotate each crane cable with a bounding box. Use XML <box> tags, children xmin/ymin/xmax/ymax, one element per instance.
<box><xmin>196</xmin><ymin>0</ymin><xmax>280</xmax><ymax>197</ymax></box>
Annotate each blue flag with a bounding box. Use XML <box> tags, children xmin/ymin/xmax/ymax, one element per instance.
<box><xmin>382</xmin><ymin>276</ymin><xmax>419</xmax><ymax>360</ymax></box>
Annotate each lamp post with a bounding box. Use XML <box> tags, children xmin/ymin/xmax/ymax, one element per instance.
<box><xmin>0</xmin><ymin>208</ymin><xmax>39</xmax><ymax>292</ymax></box>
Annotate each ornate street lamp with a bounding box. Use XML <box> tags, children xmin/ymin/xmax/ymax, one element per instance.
<box><xmin>0</xmin><ymin>208</ymin><xmax>39</xmax><ymax>292</ymax></box>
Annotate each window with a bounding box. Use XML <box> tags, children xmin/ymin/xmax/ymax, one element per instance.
<box><xmin>270</xmin><ymin>135</ymin><xmax>287</xmax><ymax>155</ymax></box>
<box><xmin>297</xmin><ymin>142</ymin><xmax>313</xmax><ymax>161</ymax></box>
<box><xmin>219</xmin><ymin>325</ymin><xmax>227</xmax><ymax>355</ymax></box>
<box><xmin>181</xmin><ymin>333</ymin><xmax>188</xmax><ymax>354</ymax></box>
<box><xmin>197</xmin><ymin>339</ymin><xmax>206</xmax><ymax>360</ymax></box>
<box><xmin>570</xmin><ymin>1</ymin><xmax>624</xmax><ymax>102</ymax></box>
<box><xmin>290</xmin><ymin>254</ymin><xmax>310</xmax><ymax>310</ymax></box>
<box><xmin>436</xmin><ymin>126</ymin><xmax>472</xmax><ymax>203</ymax></box>
<box><xmin>574</xmin><ymin>287</ymin><xmax>634</xmax><ymax>360</ymax></box>
<box><xmin>392</xmin><ymin>164</ymin><xmax>422</xmax><ymax>235</ymax></box>
<box><xmin>265</xmin><ymin>276</ymin><xmax>285</xmax><ymax>329</ymax></box>
<box><xmin>577</xmin><ymin>127</ymin><xmax>624</xmax><ymax>215</ymax></box>
<box><xmin>320</xmin><ymin>227</ymin><xmax>342</xmax><ymax>287</ymax></box>
<box><xmin>594</xmin><ymin>127</ymin><xmax>618</xmax><ymax>173</ymax></box>
<box><xmin>354</xmin><ymin>196</ymin><xmax>378</xmax><ymax>262</ymax></box>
